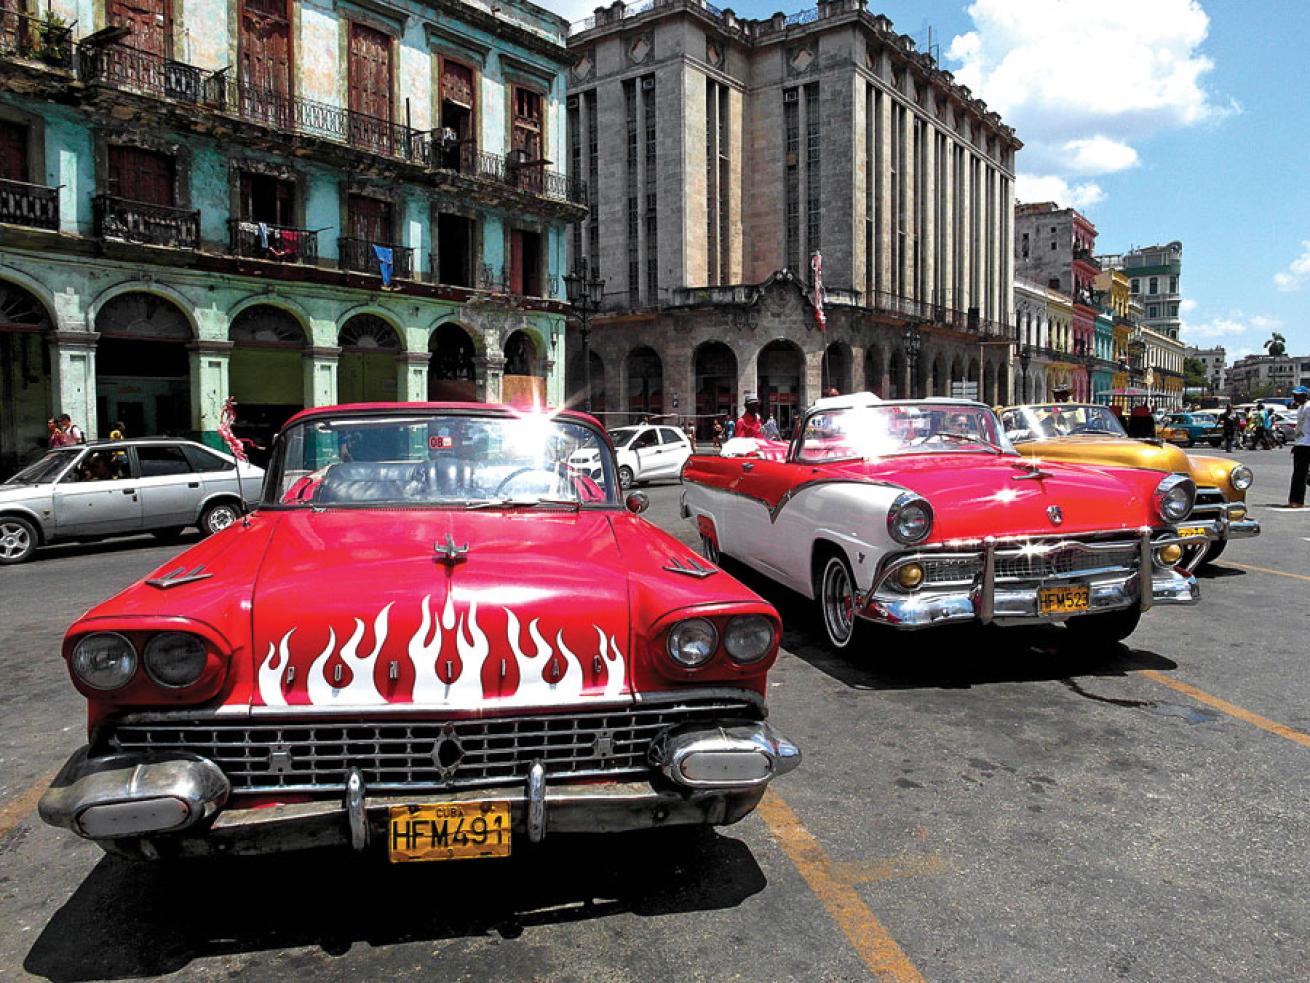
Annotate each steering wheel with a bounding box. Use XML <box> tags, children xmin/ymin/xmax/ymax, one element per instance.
<box><xmin>493</xmin><ymin>467</ymin><xmax>564</xmax><ymax>497</ymax></box>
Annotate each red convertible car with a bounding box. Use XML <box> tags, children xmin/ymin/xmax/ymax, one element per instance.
<box><xmin>40</xmin><ymin>404</ymin><xmax>799</xmax><ymax>861</ymax></box>
<box><xmin>683</xmin><ymin>394</ymin><xmax>1202</xmax><ymax>651</ymax></box>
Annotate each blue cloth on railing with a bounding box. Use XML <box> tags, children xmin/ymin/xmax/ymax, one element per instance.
<box><xmin>257</xmin><ymin>222</ymin><xmax>269</xmax><ymax>249</ymax></box>
<box><xmin>372</xmin><ymin>244</ymin><xmax>394</xmax><ymax>286</ymax></box>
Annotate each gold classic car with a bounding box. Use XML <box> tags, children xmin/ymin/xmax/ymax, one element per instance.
<box><xmin>999</xmin><ymin>403</ymin><xmax>1258</xmax><ymax>567</ymax></box>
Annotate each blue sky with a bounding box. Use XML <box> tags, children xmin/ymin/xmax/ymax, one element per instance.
<box><xmin>549</xmin><ymin>0</ymin><xmax>1310</xmax><ymax>361</ymax></box>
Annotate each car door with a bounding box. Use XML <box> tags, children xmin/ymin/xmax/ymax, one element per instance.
<box><xmin>658</xmin><ymin>427</ymin><xmax>692</xmax><ymax>477</ymax></box>
<box><xmin>52</xmin><ymin>449</ymin><xmax>143</xmax><ymax>537</ymax></box>
<box><xmin>629</xmin><ymin>428</ymin><xmax>661</xmax><ymax>479</ymax></box>
<box><xmin>132</xmin><ymin>444</ymin><xmax>205</xmax><ymax>529</ymax></box>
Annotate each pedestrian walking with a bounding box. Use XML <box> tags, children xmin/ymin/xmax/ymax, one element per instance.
<box><xmin>735</xmin><ymin>395</ymin><xmax>765</xmax><ymax>439</ymax></box>
<box><xmin>1220</xmin><ymin>409</ymin><xmax>1236</xmax><ymax>452</ymax></box>
<box><xmin>762</xmin><ymin>414</ymin><xmax>781</xmax><ymax>440</ymax></box>
<box><xmin>46</xmin><ymin>418</ymin><xmax>70</xmax><ymax>448</ymax></box>
<box><xmin>1286</xmin><ymin>386</ymin><xmax>1310</xmax><ymax>508</ymax></box>
<box><xmin>712</xmin><ymin>417</ymin><xmax>724</xmax><ymax>449</ymax></box>
<box><xmin>57</xmin><ymin>413</ymin><xmax>84</xmax><ymax>444</ymax></box>
<box><xmin>108</xmin><ymin>420</ymin><xmax>126</xmax><ymax>441</ymax></box>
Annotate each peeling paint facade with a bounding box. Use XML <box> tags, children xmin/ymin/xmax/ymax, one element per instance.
<box><xmin>0</xmin><ymin>0</ymin><xmax>584</xmax><ymax>473</ymax></box>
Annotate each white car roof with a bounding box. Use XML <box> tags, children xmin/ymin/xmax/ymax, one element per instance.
<box><xmin>809</xmin><ymin>392</ymin><xmax>991</xmax><ymax>412</ymax></box>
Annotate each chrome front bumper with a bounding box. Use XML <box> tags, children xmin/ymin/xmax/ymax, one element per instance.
<box><xmin>39</xmin><ymin>720</ymin><xmax>800</xmax><ymax>857</ymax></box>
<box><xmin>864</xmin><ymin>528</ymin><xmax>1201</xmax><ymax>630</ymax></box>
<box><xmin>1184</xmin><ymin>502</ymin><xmax>1260</xmax><ymax>542</ymax></box>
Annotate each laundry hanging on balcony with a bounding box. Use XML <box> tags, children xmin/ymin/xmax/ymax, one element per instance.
<box><xmin>372</xmin><ymin>244</ymin><xmax>394</xmax><ymax>287</ymax></box>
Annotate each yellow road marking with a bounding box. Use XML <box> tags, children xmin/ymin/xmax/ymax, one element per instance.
<box><xmin>1226</xmin><ymin>561</ymin><xmax>1310</xmax><ymax>584</ymax></box>
<box><xmin>0</xmin><ymin>768</ymin><xmax>58</xmax><ymax>842</ymax></box>
<box><xmin>830</xmin><ymin>854</ymin><xmax>949</xmax><ymax>885</ymax></box>
<box><xmin>1139</xmin><ymin>670</ymin><xmax>1310</xmax><ymax>750</ymax></box>
<box><xmin>756</xmin><ymin>790</ymin><xmax>926</xmax><ymax>982</ymax></box>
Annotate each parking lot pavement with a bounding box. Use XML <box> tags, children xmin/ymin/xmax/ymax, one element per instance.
<box><xmin>1</xmin><ymin>456</ymin><xmax>1308</xmax><ymax>981</ymax></box>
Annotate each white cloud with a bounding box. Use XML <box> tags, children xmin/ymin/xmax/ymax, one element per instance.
<box><xmin>1179</xmin><ymin>298</ymin><xmax>1197</xmax><ymax>315</ymax></box>
<box><xmin>1183</xmin><ymin>311</ymin><xmax>1282</xmax><ymax>342</ymax></box>
<box><xmin>1015</xmin><ymin>173</ymin><xmax>1104</xmax><ymax>210</ymax></box>
<box><xmin>1273</xmin><ymin>241</ymin><xmax>1310</xmax><ymax>291</ymax></box>
<box><xmin>949</xmin><ymin>0</ymin><xmax>1234</xmax><ymax>207</ymax></box>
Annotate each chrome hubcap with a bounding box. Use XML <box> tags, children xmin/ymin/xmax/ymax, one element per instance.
<box><xmin>208</xmin><ymin>507</ymin><xmax>237</xmax><ymax>532</ymax></box>
<box><xmin>619</xmin><ymin>468</ymin><xmax>633</xmax><ymax>489</ymax></box>
<box><xmin>0</xmin><ymin>522</ymin><xmax>31</xmax><ymax>559</ymax></box>
<box><xmin>822</xmin><ymin>559</ymin><xmax>854</xmax><ymax>645</ymax></box>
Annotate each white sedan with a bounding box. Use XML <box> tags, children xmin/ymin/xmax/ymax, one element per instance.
<box><xmin>569</xmin><ymin>423</ymin><xmax>694</xmax><ymax>489</ymax></box>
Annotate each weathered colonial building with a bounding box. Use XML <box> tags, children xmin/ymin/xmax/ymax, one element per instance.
<box><xmin>0</xmin><ymin>0</ymin><xmax>584</xmax><ymax>472</ymax></box>
<box><xmin>1185</xmin><ymin>344</ymin><xmax>1226</xmax><ymax>394</ymax></box>
<box><xmin>1096</xmin><ymin>243</ymin><xmax>1185</xmax><ymax>408</ymax></box>
<box><xmin>565</xmin><ymin>0</ymin><xmax>1019</xmax><ymax>432</ymax></box>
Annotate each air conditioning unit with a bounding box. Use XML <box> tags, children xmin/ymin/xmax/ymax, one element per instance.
<box><xmin>641</xmin><ymin>77</ymin><xmax>655</xmax><ymax>91</ymax></box>
<box><xmin>783</xmin><ymin>89</ymin><xmax>799</xmax><ymax>103</ymax></box>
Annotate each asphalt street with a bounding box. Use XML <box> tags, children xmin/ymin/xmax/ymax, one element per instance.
<box><xmin>1</xmin><ymin>448</ymin><xmax>1308</xmax><ymax>981</ymax></box>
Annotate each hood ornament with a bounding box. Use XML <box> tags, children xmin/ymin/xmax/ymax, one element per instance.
<box><xmin>1047</xmin><ymin>505</ymin><xmax>1064</xmax><ymax>526</ymax></box>
<box><xmin>435</xmin><ymin>533</ymin><xmax>469</xmax><ymax>566</ymax></box>
<box><xmin>663</xmin><ymin>554</ymin><xmax>716</xmax><ymax>578</ymax></box>
<box><xmin>1012</xmin><ymin>460</ymin><xmax>1053</xmax><ymax>481</ymax></box>
<box><xmin>145</xmin><ymin>564</ymin><xmax>213</xmax><ymax>589</ymax></box>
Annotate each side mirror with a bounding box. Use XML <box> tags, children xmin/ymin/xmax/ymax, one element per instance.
<box><xmin>625</xmin><ymin>491</ymin><xmax>649</xmax><ymax>514</ymax></box>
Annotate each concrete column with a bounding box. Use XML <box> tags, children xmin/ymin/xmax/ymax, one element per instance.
<box><xmin>480</xmin><ymin>354</ymin><xmax>506</xmax><ymax>403</ymax></box>
<box><xmin>900</xmin><ymin>109</ymin><xmax>914</xmax><ymax>298</ymax></box>
<box><xmin>304</xmin><ymin>346</ymin><xmax>340</xmax><ymax>408</ymax></box>
<box><xmin>875</xmin><ymin>90</ymin><xmax>892</xmax><ymax>294</ymax></box>
<box><xmin>398</xmin><ymin>352</ymin><xmax>428</xmax><ymax>403</ymax></box>
<box><xmin>849</xmin><ymin>343</ymin><xmax>866</xmax><ymax>392</ymax></box>
<box><xmin>804</xmin><ymin>348</ymin><xmax>823</xmax><ymax>408</ymax></box>
<box><xmin>959</xmin><ymin>152</ymin><xmax>972</xmax><ymax>314</ymax></box>
<box><xmin>736</xmin><ymin>343</ymin><xmax>759</xmax><ymax>410</ymax></box>
<box><xmin>49</xmin><ymin>331</ymin><xmax>97</xmax><ymax>438</ymax></box>
<box><xmin>941</xmin><ymin>139</ymin><xmax>954</xmax><ymax>308</ymax></box>
<box><xmin>921</xmin><ymin>124</ymin><xmax>935</xmax><ymax>305</ymax></box>
<box><xmin>190</xmin><ymin>340</ymin><xmax>233</xmax><ymax>445</ymax></box>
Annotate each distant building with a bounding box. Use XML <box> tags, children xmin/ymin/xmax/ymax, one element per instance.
<box><xmin>1095</xmin><ymin>243</ymin><xmax>1185</xmax><ymax>409</ymax></box>
<box><xmin>1185</xmin><ymin>345</ymin><xmax>1227</xmax><ymax>394</ymax></box>
<box><xmin>1227</xmin><ymin>353</ymin><xmax>1309</xmax><ymax>400</ymax></box>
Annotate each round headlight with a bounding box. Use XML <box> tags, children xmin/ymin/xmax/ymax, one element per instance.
<box><xmin>723</xmin><ymin>615</ymin><xmax>774</xmax><ymax>664</ymax></box>
<box><xmin>667</xmin><ymin>617</ymin><xmax>719</xmax><ymax>667</ymax></box>
<box><xmin>71</xmin><ymin>632</ymin><xmax>137</xmax><ymax>691</ymax></box>
<box><xmin>1229</xmin><ymin>465</ymin><xmax>1253</xmax><ymax>492</ymax></box>
<box><xmin>887</xmin><ymin>493</ymin><xmax>933</xmax><ymax>545</ymax></box>
<box><xmin>1153</xmin><ymin>474</ymin><xmax>1195</xmax><ymax>523</ymax></box>
<box><xmin>144</xmin><ymin>632</ymin><xmax>207</xmax><ymax>688</ymax></box>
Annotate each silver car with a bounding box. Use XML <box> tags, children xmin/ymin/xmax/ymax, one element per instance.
<box><xmin>0</xmin><ymin>439</ymin><xmax>264</xmax><ymax>564</ymax></box>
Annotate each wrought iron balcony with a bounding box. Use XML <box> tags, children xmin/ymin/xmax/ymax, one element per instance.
<box><xmin>0</xmin><ymin>177</ymin><xmax>58</xmax><ymax>230</ymax></box>
<box><xmin>205</xmin><ymin>74</ymin><xmax>428</xmax><ymax>165</ymax></box>
<box><xmin>431</xmin><ymin>139</ymin><xmax>587</xmax><ymax>205</ymax></box>
<box><xmin>339</xmin><ymin>237</ymin><xmax>413</xmax><ymax>280</ymax></box>
<box><xmin>78</xmin><ymin>42</ymin><xmax>204</xmax><ymax>103</ymax></box>
<box><xmin>93</xmin><ymin>195</ymin><xmax>199</xmax><ymax>249</ymax></box>
<box><xmin>0</xmin><ymin>5</ymin><xmax>74</xmax><ymax>67</ymax></box>
<box><xmin>228</xmin><ymin>219</ymin><xmax>318</xmax><ymax>264</ymax></box>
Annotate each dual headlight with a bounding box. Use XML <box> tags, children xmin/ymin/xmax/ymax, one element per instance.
<box><xmin>71</xmin><ymin>631</ymin><xmax>207</xmax><ymax>691</ymax></box>
<box><xmin>1229</xmin><ymin>465</ymin><xmax>1253</xmax><ymax>492</ymax></box>
<box><xmin>887</xmin><ymin>492</ymin><xmax>933</xmax><ymax>545</ymax></box>
<box><xmin>667</xmin><ymin>615</ymin><xmax>774</xmax><ymax>668</ymax></box>
<box><xmin>1153</xmin><ymin>474</ymin><xmax>1196</xmax><ymax>523</ymax></box>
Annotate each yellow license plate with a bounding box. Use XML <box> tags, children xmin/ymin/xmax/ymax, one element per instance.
<box><xmin>1038</xmin><ymin>585</ymin><xmax>1090</xmax><ymax>616</ymax></box>
<box><xmin>1177</xmin><ymin>526</ymin><xmax>1209</xmax><ymax>539</ymax></box>
<box><xmin>388</xmin><ymin>802</ymin><xmax>511</xmax><ymax>863</ymax></box>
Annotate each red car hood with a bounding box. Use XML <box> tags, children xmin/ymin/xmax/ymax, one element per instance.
<box><xmin>825</xmin><ymin>453</ymin><xmax>1163</xmax><ymax>540</ymax></box>
<box><xmin>251</xmin><ymin>510</ymin><xmax>632</xmax><ymax>710</ymax></box>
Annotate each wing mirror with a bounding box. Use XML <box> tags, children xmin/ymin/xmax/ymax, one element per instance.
<box><xmin>625</xmin><ymin>491</ymin><xmax>650</xmax><ymax>514</ymax></box>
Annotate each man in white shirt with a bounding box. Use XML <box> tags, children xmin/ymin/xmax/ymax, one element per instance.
<box><xmin>1288</xmin><ymin>386</ymin><xmax>1310</xmax><ymax>508</ymax></box>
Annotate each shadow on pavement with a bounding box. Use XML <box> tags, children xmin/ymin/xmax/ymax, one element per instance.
<box><xmin>19</xmin><ymin>533</ymin><xmax>204</xmax><ymax>566</ymax></box>
<box><xmin>1195</xmin><ymin>564</ymin><xmax>1245</xmax><ymax>579</ymax></box>
<box><xmin>25</xmin><ymin>827</ymin><xmax>765</xmax><ymax>980</ymax></box>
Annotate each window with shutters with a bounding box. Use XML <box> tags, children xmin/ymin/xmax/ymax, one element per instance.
<box><xmin>108</xmin><ymin>145</ymin><xmax>176</xmax><ymax>205</ymax></box>
<box><xmin>239</xmin><ymin>172</ymin><xmax>295</xmax><ymax>225</ymax></box>
<box><xmin>108</xmin><ymin>0</ymin><xmax>171</xmax><ymax>58</ymax></box>
<box><xmin>437</xmin><ymin>58</ymin><xmax>475</xmax><ymax>170</ymax></box>
<box><xmin>0</xmin><ymin>120</ymin><xmax>28</xmax><ymax>183</ymax></box>
<box><xmin>348</xmin><ymin>194</ymin><xmax>392</xmax><ymax>244</ymax></box>
<box><xmin>239</xmin><ymin>0</ymin><xmax>290</xmax><ymax>96</ymax></box>
<box><xmin>511</xmin><ymin>86</ymin><xmax>543</xmax><ymax>160</ymax></box>
<box><xmin>509</xmin><ymin>228</ymin><xmax>542</xmax><ymax>297</ymax></box>
<box><xmin>348</xmin><ymin>22</ymin><xmax>392</xmax><ymax>148</ymax></box>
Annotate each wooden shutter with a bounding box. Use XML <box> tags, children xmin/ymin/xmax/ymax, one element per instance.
<box><xmin>108</xmin><ymin>0</ymin><xmax>171</xmax><ymax>57</ymax></box>
<box><xmin>0</xmin><ymin>121</ymin><xmax>27</xmax><ymax>183</ymax></box>
<box><xmin>508</xmin><ymin>230</ymin><xmax>524</xmax><ymax>295</ymax></box>
<box><xmin>348</xmin><ymin>195</ymin><xmax>392</xmax><ymax>244</ymax></box>
<box><xmin>108</xmin><ymin>145</ymin><xmax>176</xmax><ymax>206</ymax></box>
<box><xmin>239</xmin><ymin>0</ymin><xmax>291</xmax><ymax>95</ymax></box>
<box><xmin>348</xmin><ymin>23</ymin><xmax>391</xmax><ymax>121</ymax></box>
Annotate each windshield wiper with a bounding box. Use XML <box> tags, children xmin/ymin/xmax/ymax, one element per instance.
<box><xmin>465</xmin><ymin>498</ymin><xmax>581</xmax><ymax>511</ymax></box>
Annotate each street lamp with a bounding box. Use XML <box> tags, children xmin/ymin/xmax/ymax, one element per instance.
<box><xmin>564</xmin><ymin>257</ymin><xmax>606</xmax><ymax>413</ymax></box>
<box><xmin>902</xmin><ymin>324</ymin><xmax>922</xmax><ymax>397</ymax></box>
<box><xmin>1018</xmin><ymin>346</ymin><xmax>1032</xmax><ymax>403</ymax></box>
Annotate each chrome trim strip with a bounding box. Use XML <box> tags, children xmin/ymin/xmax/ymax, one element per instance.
<box><xmin>1138</xmin><ymin>527</ymin><xmax>1153</xmax><ymax>613</ymax></box>
<box><xmin>527</xmin><ymin>762</ymin><xmax>546</xmax><ymax>843</ymax></box>
<box><xmin>145</xmin><ymin>565</ymin><xmax>213</xmax><ymax>589</ymax></box>
<box><xmin>978</xmin><ymin>537</ymin><xmax>996</xmax><ymax>624</ymax></box>
<box><xmin>346</xmin><ymin>769</ymin><xmax>367</xmax><ymax>851</ymax></box>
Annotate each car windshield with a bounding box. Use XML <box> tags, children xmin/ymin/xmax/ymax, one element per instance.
<box><xmin>1001</xmin><ymin>405</ymin><xmax>1127</xmax><ymax>441</ymax></box>
<box><xmin>607</xmin><ymin>428</ymin><xmax>638</xmax><ymax>448</ymax></box>
<box><xmin>6</xmin><ymin>449</ymin><xmax>80</xmax><ymax>484</ymax></box>
<box><xmin>265</xmin><ymin>412</ymin><xmax>617</xmax><ymax>508</ymax></box>
<box><xmin>795</xmin><ymin>403</ymin><xmax>1013</xmax><ymax>462</ymax></box>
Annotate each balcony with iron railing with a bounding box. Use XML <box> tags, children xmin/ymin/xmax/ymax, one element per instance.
<box><xmin>0</xmin><ymin>177</ymin><xmax>59</xmax><ymax>230</ymax></box>
<box><xmin>93</xmin><ymin>195</ymin><xmax>199</xmax><ymax>249</ymax></box>
<box><xmin>338</xmin><ymin>237</ymin><xmax>413</xmax><ymax>280</ymax></box>
<box><xmin>78</xmin><ymin>41</ymin><xmax>204</xmax><ymax>103</ymax></box>
<box><xmin>228</xmin><ymin>219</ymin><xmax>318</xmax><ymax>265</ymax></box>
<box><xmin>0</xmin><ymin>5</ymin><xmax>74</xmax><ymax>68</ymax></box>
<box><xmin>431</xmin><ymin>138</ymin><xmax>587</xmax><ymax>206</ymax></box>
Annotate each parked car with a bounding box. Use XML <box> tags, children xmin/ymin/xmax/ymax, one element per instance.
<box><xmin>39</xmin><ymin>404</ymin><xmax>799</xmax><ymax>861</ymax></box>
<box><xmin>681</xmin><ymin>394</ymin><xmax>1202</xmax><ymax>651</ymax></box>
<box><xmin>999</xmin><ymin>403</ymin><xmax>1258</xmax><ymax>568</ymax></box>
<box><xmin>571</xmin><ymin>422</ymin><xmax>694</xmax><ymax>489</ymax></box>
<box><xmin>1273</xmin><ymin>409</ymin><xmax>1298</xmax><ymax>441</ymax></box>
<box><xmin>1162</xmin><ymin>412</ymin><xmax>1222</xmax><ymax>447</ymax></box>
<box><xmin>0</xmin><ymin>439</ymin><xmax>263</xmax><ymax>564</ymax></box>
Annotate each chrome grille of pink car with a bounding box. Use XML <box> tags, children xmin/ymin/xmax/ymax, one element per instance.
<box><xmin>918</xmin><ymin>538</ymin><xmax>1141</xmax><ymax>585</ymax></box>
<box><xmin>107</xmin><ymin>699</ymin><xmax>757</xmax><ymax>794</ymax></box>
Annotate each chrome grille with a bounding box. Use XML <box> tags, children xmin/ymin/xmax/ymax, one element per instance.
<box><xmin>108</xmin><ymin>699</ymin><xmax>756</xmax><ymax>794</ymax></box>
<box><xmin>915</xmin><ymin>537</ymin><xmax>1142</xmax><ymax>586</ymax></box>
<box><xmin>1191</xmin><ymin>486</ymin><xmax>1225</xmax><ymax>519</ymax></box>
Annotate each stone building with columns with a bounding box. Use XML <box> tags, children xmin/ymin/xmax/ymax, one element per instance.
<box><xmin>0</xmin><ymin>0</ymin><xmax>584</xmax><ymax>474</ymax></box>
<box><xmin>564</xmin><ymin>0</ymin><xmax>1019</xmax><ymax>432</ymax></box>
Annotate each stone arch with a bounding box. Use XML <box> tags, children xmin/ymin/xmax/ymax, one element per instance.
<box><xmin>694</xmin><ymin>340</ymin><xmax>737</xmax><ymax>438</ymax></box>
<box><xmin>503</xmin><ymin>329</ymin><xmax>545</xmax><ymax>408</ymax></box>
<box><xmin>336</xmin><ymin>304</ymin><xmax>406</xmax><ymax>351</ymax></box>
<box><xmin>94</xmin><ymin>291</ymin><xmax>194</xmax><ymax>437</ymax></box>
<box><xmin>0</xmin><ymin>277</ymin><xmax>57</xmax><ymax>473</ymax></box>
<box><xmin>887</xmin><ymin>348</ymin><xmax>905</xmax><ymax>399</ymax></box>
<box><xmin>864</xmin><ymin>344</ymin><xmax>885</xmax><ymax>398</ymax></box>
<box><xmin>929</xmin><ymin>351</ymin><xmax>947</xmax><ymax>398</ymax></box>
<box><xmin>227</xmin><ymin>293</ymin><xmax>313</xmax><ymax>332</ymax></box>
<box><xmin>428</xmin><ymin>321</ymin><xmax>478</xmax><ymax>402</ymax></box>
<box><xmin>821</xmin><ymin>340</ymin><xmax>852</xmax><ymax>396</ymax></box>
<box><xmin>757</xmin><ymin>338</ymin><xmax>805</xmax><ymax>435</ymax></box>
<box><xmin>88</xmin><ymin>281</ymin><xmax>199</xmax><ymax>339</ymax></box>
<box><xmin>338</xmin><ymin>313</ymin><xmax>402</xmax><ymax>404</ymax></box>
<box><xmin>228</xmin><ymin>304</ymin><xmax>308</xmax><ymax>456</ymax></box>
<box><xmin>624</xmin><ymin>345</ymin><xmax>663</xmax><ymax>420</ymax></box>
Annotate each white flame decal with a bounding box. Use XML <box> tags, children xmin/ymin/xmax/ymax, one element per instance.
<box><xmin>257</xmin><ymin>596</ymin><xmax>627</xmax><ymax>708</ymax></box>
